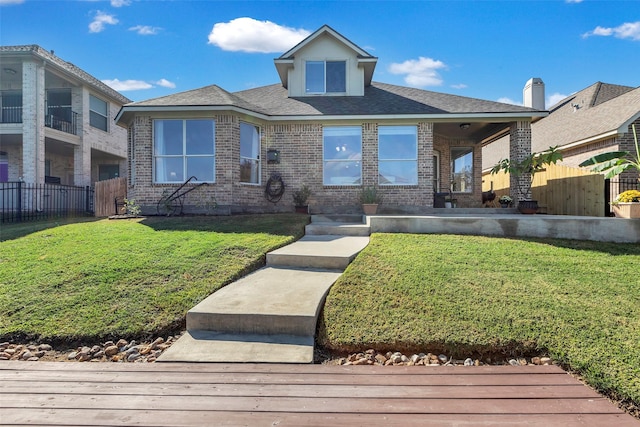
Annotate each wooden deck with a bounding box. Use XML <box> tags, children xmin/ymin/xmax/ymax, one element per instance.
<box><xmin>1</xmin><ymin>362</ymin><xmax>638</xmax><ymax>426</ymax></box>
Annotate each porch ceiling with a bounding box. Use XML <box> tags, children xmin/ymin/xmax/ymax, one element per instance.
<box><xmin>434</xmin><ymin>122</ymin><xmax>509</xmax><ymax>142</ymax></box>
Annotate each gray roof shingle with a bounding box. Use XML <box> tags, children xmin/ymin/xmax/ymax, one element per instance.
<box><xmin>124</xmin><ymin>81</ymin><xmax>540</xmax><ymax>118</ymax></box>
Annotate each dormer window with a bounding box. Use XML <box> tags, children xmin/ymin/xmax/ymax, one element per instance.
<box><xmin>305</xmin><ymin>60</ymin><xmax>346</xmax><ymax>94</ymax></box>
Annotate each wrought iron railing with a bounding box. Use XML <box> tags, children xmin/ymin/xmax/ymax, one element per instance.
<box><xmin>605</xmin><ymin>177</ymin><xmax>639</xmax><ymax>216</ymax></box>
<box><xmin>1</xmin><ymin>181</ymin><xmax>94</xmax><ymax>223</ymax></box>
<box><xmin>45</xmin><ymin>110</ymin><xmax>78</xmax><ymax>135</ymax></box>
<box><xmin>0</xmin><ymin>105</ymin><xmax>22</xmax><ymax>124</ymax></box>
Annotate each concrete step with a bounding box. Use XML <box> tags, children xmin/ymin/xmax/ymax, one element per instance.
<box><xmin>157</xmin><ymin>330</ymin><xmax>315</xmax><ymax>363</ymax></box>
<box><xmin>266</xmin><ymin>235</ymin><xmax>370</xmax><ymax>270</ymax></box>
<box><xmin>305</xmin><ymin>222</ymin><xmax>371</xmax><ymax>236</ymax></box>
<box><xmin>186</xmin><ymin>267</ymin><xmax>342</xmax><ymax>336</ymax></box>
<box><xmin>311</xmin><ymin>214</ymin><xmax>364</xmax><ymax>224</ymax></box>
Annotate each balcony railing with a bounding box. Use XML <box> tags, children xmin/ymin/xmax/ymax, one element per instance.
<box><xmin>1</xmin><ymin>105</ymin><xmax>22</xmax><ymax>124</ymax></box>
<box><xmin>45</xmin><ymin>110</ymin><xmax>78</xmax><ymax>135</ymax></box>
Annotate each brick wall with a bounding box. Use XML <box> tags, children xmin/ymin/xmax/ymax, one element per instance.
<box><xmin>129</xmin><ymin>113</ymin><xmax>487</xmax><ymax>214</ymax></box>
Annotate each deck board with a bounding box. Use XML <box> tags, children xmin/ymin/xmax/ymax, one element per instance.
<box><xmin>1</xmin><ymin>362</ymin><xmax>637</xmax><ymax>426</ymax></box>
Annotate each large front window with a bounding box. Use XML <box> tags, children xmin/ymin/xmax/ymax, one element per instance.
<box><xmin>451</xmin><ymin>147</ymin><xmax>473</xmax><ymax>193</ymax></box>
<box><xmin>323</xmin><ymin>126</ymin><xmax>361</xmax><ymax>185</ymax></box>
<box><xmin>89</xmin><ymin>95</ymin><xmax>108</xmax><ymax>131</ymax></box>
<box><xmin>378</xmin><ymin>126</ymin><xmax>418</xmax><ymax>185</ymax></box>
<box><xmin>240</xmin><ymin>122</ymin><xmax>260</xmax><ymax>184</ymax></box>
<box><xmin>154</xmin><ymin>119</ymin><xmax>215</xmax><ymax>183</ymax></box>
<box><xmin>306</xmin><ymin>61</ymin><xmax>346</xmax><ymax>94</ymax></box>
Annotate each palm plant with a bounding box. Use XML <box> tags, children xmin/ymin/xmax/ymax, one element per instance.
<box><xmin>579</xmin><ymin>124</ymin><xmax>640</xmax><ymax>183</ymax></box>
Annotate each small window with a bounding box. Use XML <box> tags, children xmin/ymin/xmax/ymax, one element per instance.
<box><xmin>0</xmin><ymin>151</ymin><xmax>8</xmax><ymax>183</ymax></box>
<box><xmin>89</xmin><ymin>95</ymin><xmax>108</xmax><ymax>131</ymax></box>
<box><xmin>154</xmin><ymin>119</ymin><xmax>215</xmax><ymax>183</ymax></box>
<box><xmin>323</xmin><ymin>126</ymin><xmax>361</xmax><ymax>185</ymax></box>
<box><xmin>240</xmin><ymin>123</ymin><xmax>260</xmax><ymax>184</ymax></box>
<box><xmin>306</xmin><ymin>61</ymin><xmax>346</xmax><ymax>94</ymax></box>
<box><xmin>378</xmin><ymin>126</ymin><xmax>418</xmax><ymax>186</ymax></box>
<box><xmin>451</xmin><ymin>147</ymin><xmax>473</xmax><ymax>193</ymax></box>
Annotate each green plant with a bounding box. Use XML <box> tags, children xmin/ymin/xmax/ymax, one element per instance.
<box><xmin>122</xmin><ymin>198</ymin><xmax>141</xmax><ymax>216</ymax></box>
<box><xmin>292</xmin><ymin>184</ymin><xmax>312</xmax><ymax>207</ymax></box>
<box><xmin>613</xmin><ymin>189</ymin><xmax>640</xmax><ymax>204</ymax></box>
<box><xmin>359</xmin><ymin>186</ymin><xmax>382</xmax><ymax>204</ymax></box>
<box><xmin>579</xmin><ymin>123</ymin><xmax>640</xmax><ymax>181</ymax></box>
<box><xmin>490</xmin><ymin>146</ymin><xmax>563</xmax><ymax>200</ymax></box>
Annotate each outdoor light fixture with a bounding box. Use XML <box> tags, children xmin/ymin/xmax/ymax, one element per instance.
<box><xmin>459</xmin><ymin>123</ymin><xmax>470</xmax><ymax>130</ymax></box>
<box><xmin>3</xmin><ymin>68</ymin><xmax>17</xmax><ymax>75</ymax></box>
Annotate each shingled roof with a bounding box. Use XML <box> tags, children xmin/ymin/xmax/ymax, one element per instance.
<box><xmin>117</xmin><ymin>80</ymin><xmax>542</xmax><ymax>124</ymax></box>
<box><xmin>532</xmin><ymin>82</ymin><xmax>640</xmax><ymax>151</ymax></box>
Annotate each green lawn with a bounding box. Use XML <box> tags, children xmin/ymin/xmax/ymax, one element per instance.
<box><xmin>0</xmin><ymin>214</ymin><xmax>308</xmax><ymax>343</ymax></box>
<box><xmin>319</xmin><ymin>233</ymin><xmax>640</xmax><ymax>404</ymax></box>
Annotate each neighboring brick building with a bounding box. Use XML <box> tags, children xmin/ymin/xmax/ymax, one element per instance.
<box><xmin>116</xmin><ymin>25</ymin><xmax>545</xmax><ymax>214</ymax></box>
<box><xmin>483</xmin><ymin>81</ymin><xmax>640</xmax><ymax>194</ymax></box>
<box><xmin>0</xmin><ymin>45</ymin><xmax>131</xmax><ymax>186</ymax></box>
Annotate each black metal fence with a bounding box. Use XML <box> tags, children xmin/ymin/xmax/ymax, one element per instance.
<box><xmin>1</xmin><ymin>182</ymin><xmax>94</xmax><ymax>224</ymax></box>
<box><xmin>605</xmin><ymin>178</ymin><xmax>639</xmax><ymax>216</ymax></box>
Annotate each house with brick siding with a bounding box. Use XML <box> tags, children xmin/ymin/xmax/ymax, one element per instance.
<box><xmin>0</xmin><ymin>45</ymin><xmax>131</xmax><ymax>186</ymax></box>
<box><xmin>115</xmin><ymin>25</ymin><xmax>546</xmax><ymax>215</ymax></box>
<box><xmin>483</xmin><ymin>81</ymin><xmax>640</xmax><ymax>197</ymax></box>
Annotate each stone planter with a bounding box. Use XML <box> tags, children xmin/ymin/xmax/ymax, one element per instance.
<box><xmin>294</xmin><ymin>205</ymin><xmax>308</xmax><ymax>214</ymax></box>
<box><xmin>612</xmin><ymin>202</ymin><xmax>640</xmax><ymax>219</ymax></box>
<box><xmin>362</xmin><ymin>204</ymin><xmax>378</xmax><ymax>215</ymax></box>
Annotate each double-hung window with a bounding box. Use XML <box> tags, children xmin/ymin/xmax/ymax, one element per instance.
<box><xmin>306</xmin><ymin>61</ymin><xmax>346</xmax><ymax>94</ymax></box>
<box><xmin>451</xmin><ymin>147</ymin><xmax>473</xmax><ymax>192</ymax></box>
<box><xmin>378</xmin><ymin>126</ymin><xmax>418</xmax><ymax>185</ymax></box>
<box><xmin>89</xmin><ymin>95</ymin><xmax>108</xmax><ymax>131</ymax></box>
<box><xmin>323</xmin><ymin>126</ymin><xmax>361</xmax><ymax>185</ymax></box>
<box><xmin>240</xmin><ymin>122</ymin><xmax>260</xmax><ymax>184</ymax></box>
<box><xmin>154</xmin><ymin>119</ymin><xmax>215</xmax><ymax>183</ymax></box>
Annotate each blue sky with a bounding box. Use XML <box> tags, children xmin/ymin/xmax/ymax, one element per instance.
<box><xmin>1</xmin><ymin>0</ymin><xmax>639</xmax><ymax>106</ymax></box>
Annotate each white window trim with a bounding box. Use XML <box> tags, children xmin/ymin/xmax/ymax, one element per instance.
<box><xmin>239</xmin><ymin>122</ymin><xmax>261</xmax><ymax>185</ymax></box>
<box><xmin>433</xmin><ymin>150</ymin><xmax>441</xmax><ymax>192</ymax></box>
<box><xmin>305</xmin><ymin>60</ymin><xmax>347</xmax><ymax>95</ymax></box>
<box><xmin>378</xmin><ymin>125</ymin><xmax>418</xmax><ymax>186</ymax></box>
<box><xmin>153</xmin><ymin>119</ymin><xmax>216</xmax><ymax>184</ymax></box>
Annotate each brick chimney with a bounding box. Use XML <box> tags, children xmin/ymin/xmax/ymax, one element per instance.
<box><xmin>523</xmin><ymin>78</ymin><xmax>545</xmax><ymax>110</ymax></box>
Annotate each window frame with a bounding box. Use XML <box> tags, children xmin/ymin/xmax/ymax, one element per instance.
<box><xmin>322</xmin><ymin>126</ymin><xmax>362</xmax><ymax>186</ymax></box>
<box><xmin>451</xmin><ymin>146</ymin><xmax>474</xmax><ymax>193</ymax></box>
<box><xmin>305</xmin><ymin>60</ymin><xmax>347</xmax><ymax>94</ymax></box>
<box><xmin>89</xmin><ymin>94</ymin><xmax>108</xmax><ymax>132</ymax></box>
<box><xmin>239</xmin><ymin>122</ymin><xmax>261</xmax><ymax>185</ymax></box>
<box><xmin>153</xmin><ymin>119</ymin><xmax>216</xmax><ymax>184</ymax></box>
<box><xmin>377</xmin><ymin>125</ymin><xmax>418</xmax><ymax>186</ymax></box>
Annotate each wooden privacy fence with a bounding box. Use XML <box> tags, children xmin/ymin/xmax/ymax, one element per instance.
<box><xmin>94</xmin><ymin>177</ymin><xmax>127</xmax><ymax>217</ymax></box>
<box><xmin>483</xmin><ymin>164</ymin><xmax>605</xmax><ymax>216</ymax></box>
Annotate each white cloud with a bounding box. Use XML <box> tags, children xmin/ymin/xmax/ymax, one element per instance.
<box><xmin>155</xmin><ymin>79</ymin><xmax>176</xmax><ymax>89</ymax></box>
<box><xmin>110</xmin><ymin>0</ymin><xmax>131</xmax><ymax>6</ymax></box>
<box><xmin>451</xmin><ymin>83</ymin><xmax>467</xmax><ymax>90</ymax></box>
<box><xmin>129</xmin><ymin>25</ymin><xmax>161</xmax><ymax>35</ymax></box>
<box><xmin>208</xmin><ymin>17</ymin><xmax>310</xmax><ymax>53</ymax></box>
<box><xmin>102</xmin><ymin>79</ymin><xmax>152</xmax><ymax>91</ymax></box>
<box><xmin>0</xmin><ymin>0</ymin><xmax>25</xmax><ymax>5</ymax></box>
<box><xmin>89</xmin><ymin>11</ymin><xmax>118</xmax><ymax>33</ymax></box>
<box><xmin>582</xmin><ymin>21</ymin><xmax>640</xmax><ymax>41</ymax></box>
<box><xmin>497</xmin><ymin>97</ymin><xmax>523</xmax><ymax>106</ymax></box>
<box><xmin>566</xmin><ymin>0</ymin><xmax>583</xmax><ymax>3</ymax></box>
<box><xmin>547</xmin><ymin>92</ymin><xmax>568</xmax><ymax>108</ymax></box>
<box><xmin>388</xmin><ymin>56</ymin><xmax>446</xmax><ymax>87</ymax></box>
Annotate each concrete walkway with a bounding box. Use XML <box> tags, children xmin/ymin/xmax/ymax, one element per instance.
<box><xmin>159</xmin><ymin>215</ymin><xmax>369</xmax><ymax>363</ymax></box>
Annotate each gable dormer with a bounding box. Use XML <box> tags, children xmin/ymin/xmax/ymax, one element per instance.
<box><xmin>274</xmin><ymin>25</ymin><xmax>377</xmax><ymax>97</ymax></box>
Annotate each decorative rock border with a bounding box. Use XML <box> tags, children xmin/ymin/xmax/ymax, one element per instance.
<box><xmin>0</xmin><ymin>335</ymin><xmax>181</xmax><ymax>363</ymax></box>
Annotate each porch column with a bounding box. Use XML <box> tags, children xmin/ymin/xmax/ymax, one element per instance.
<box><xmin>73</xmin><ymin>143</ymin><xmax>91</xmax><ymax>186</ymax></box>
<box><xmin>509</xmin><ymin>120</ymin><xmax>532</xmax><ymax>201</ymax></box>
<box><xmin>21</xmin><ymin>60</ymin><xmax>45</xmax><ymax>183</ymax></box>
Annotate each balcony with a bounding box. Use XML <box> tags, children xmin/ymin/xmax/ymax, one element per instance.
<box><xmin>45</xmin><ymin>110</ymin><xmax>78</xmax><ymax>135</ymax></box>
<box><xmin>1</xmin><ymin>105</ymin><xmax>22</xmax><ymax>124</ymax></box>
